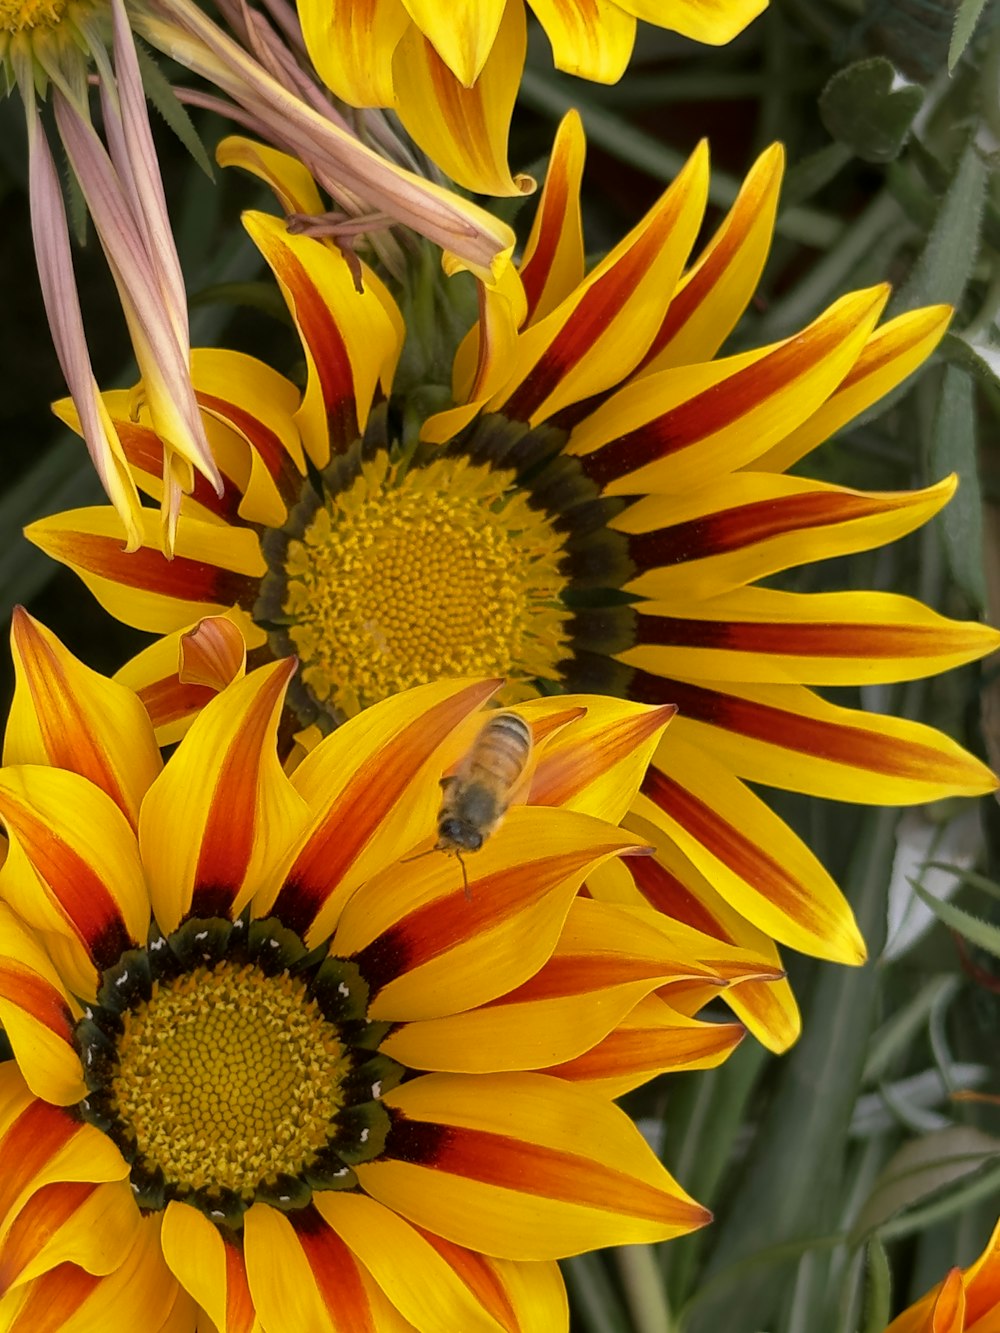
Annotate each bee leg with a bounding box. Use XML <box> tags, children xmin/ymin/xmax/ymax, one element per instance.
<box><xmin>456</xmin><ymin>851</ymin><xmax>471</xmax><ymax>901</ymax></box>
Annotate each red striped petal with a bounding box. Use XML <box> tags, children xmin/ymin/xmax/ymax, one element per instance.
<box><xmin>0</xmin><ymin>1100</ymin><xmax>81</xmax><ymax>1230</ymax></box>
<box><xmin>196</xmin><ymin>391</ymin><xmax>302</xmax><ymax>507</ymax></box>
<box><xmin>0</xmin><ymin>962</ymin><xmax>74</xmax><ymax>1048</ymax></box>
<box><xmin>0</xmin><ymin>1182</ymin><xmax>95</xmax><ymax>1296</ymax></box>
<box><xmin>519</xmin><ymin>111</ymin><xmax>585</xmax><ymax>324</ymax></box>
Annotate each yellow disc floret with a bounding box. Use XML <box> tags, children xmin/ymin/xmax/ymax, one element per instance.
<box><xmin>0</xmin><ymin>0</ymin><xmax>66</xmax><ymax>33</ymax></box>
<box><xmin>112</xmin><ymin>961</ymin><xmax>349</xmax><ymax>1197</ymax></box>
<box><xmin>282</xmin><ymin>452</ymin><xmax>572</xmax><ymax>716</ymax></box>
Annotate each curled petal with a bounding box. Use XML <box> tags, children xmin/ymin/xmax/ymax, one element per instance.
<box><xmin>0</xmin><ymin>1181</ymin><xmax>137</xmax><ymax>1297</ymax></box>
<box><xmin>297</xmin><ymin>0</ymin><xmax>408</xmax><ymax>106</ymax></box>
<box><xmin>358</xmin><ymin>1073</ymin><xmax>710</xmax><ymax>1259</ymax></box>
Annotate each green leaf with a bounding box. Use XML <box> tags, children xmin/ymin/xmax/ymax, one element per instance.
<box><xmin>930</xmin><ymin>365</ymin><xmax>986</xmax><ymax>608</ymax></box>
<box><xmin>910</xmin><ymin>876</ymin><xmax>1000</xmax><ymax>958</ymax></box>
<box><xmin>893</xmin><ymin>142</ymin><xmax>988</xmax><ymax>313</ymax></box>
<box><xmin>819</xmin><ymin>58</ymin><xmax>924</xmax><ymax>164</ymax></box>
<box><xmin>859</xmin><ymin>1239</ymin><xmax>892</xmax><ymax>1333</ymax></box>
<box><xmin>941</xmin><ymin>331</ymin><xmax>1000</xmax><ymax>394</ymax></box>
<box><xmin>135</xmin><ymin>41</ymin><xmax>214</xmax><ymax>180</ymax></box>
<box><xmin>851</xmin><ymin>1126</ymin><xmax>1000</xmax><ymax>1241</ymax></box>
<box><xmin>949</xmin><ymin>0</ymin><xmax>992</xmax><ymax>69</ymax></box>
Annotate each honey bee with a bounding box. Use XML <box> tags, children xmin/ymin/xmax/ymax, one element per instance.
<box><xmin>433</xmin><ymin>711</ymin><xmax>533</xmax><ymax>897</ymax></box>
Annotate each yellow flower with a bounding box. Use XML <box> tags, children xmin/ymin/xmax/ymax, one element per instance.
<box><xmin>886</xmin><ymin>1218</ymin><xmax>1000</xmax><ymax>1332</ymax></box>
<box><xmin>296</xmin><ymin>0</ymin><xmax>768</xmax><ymax>194</ymax></box>
<box><xmin>0</xmin><ymin>610</ymin><xmax>778</xmax><ymax>1328</ymax></box>
<box><xmin>28</xmin><ymin>116</ymin><xmax>1000</xmax><ymax>1058</ymax></box>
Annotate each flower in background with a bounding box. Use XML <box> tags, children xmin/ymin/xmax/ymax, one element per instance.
<box><xmin>27</xmin><ymin>115</ymin><xmax>1000</xmax><ymax>1056</ymax></box>
<box><xmin>3</xmin><ymin>0</ymin><xmax>513</xmax><ymax>549</ymax></box>
<box><xmin>296</xmin><ymin>0</ymin><xmax>768</xmax><ymax>194</ymax></box>
<box><xmin>0</xmin><ymin>611</ymin><xmax>778</xmax><ymax>1327</ymax></box>
<box><xmin>886</xmin><ymin>1218</ymin><xmax>1000</xmax><ymax>1331</ymax></box>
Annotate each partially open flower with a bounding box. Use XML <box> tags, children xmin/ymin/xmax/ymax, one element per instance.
<box><xmin>886</xmin><ymin>1218</ymin><xmax>1000</xmax><ymax>1332</ymax></box>
<box><xmin>28</xmin><ymin>115</ymin><xmax>999</xmax><ymax>1055</ymax></box>
<box><xmin>0</xmin><ymin>611</ymin><xmax>777</xmax><ymax>1328</ymax></box>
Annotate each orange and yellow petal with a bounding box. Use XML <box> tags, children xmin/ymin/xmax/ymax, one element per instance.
<box><xmin>635</xmin><ymin>738</ymin><xmax>865</xmax><ymax>965</ymax></box>
<box><xmin>0</xmin><ymin>903</ymin><xmax>82</xmax><ymax>1106</ymax></box>
<box><xmin>519</xmin><ymin>111</ymin><xmax>586</xmax><ymax>324</ymax></box>
<box><xmin>138</xmin><ymin>658</ymin><xmax>305</xmax><ymax>934</ymax></box>
<box><xmin>378</xmin><ymin>895</ymin><xmax>730</xmax><ymax>1072</ymax></box>
<box><xmin>522</xmin><ymin>695</ymin><xmax>675</xmax><ymax>822</ymax></box>
<box><xmin>0</xmin><ymin>1214</ymin><xmax>178</xmax><ymax>1333</ymax></box>
<box><xmin>160</xmin><ymin>1203</ymin><xmax>257</xmax><ymax>1333</ymax></box>
<box><xmin>492</xmin><ymin>142</ymin><xmax>710</xmax><ymax>424</ymax></box>
<box><xmin>5</xmin><ymin>610</ymin><xmax>160</xmax><ymax>830</ymax></box>
<box><xmin>333</xmin><ymin>807</ymin><xmax>645</xmax><ymax>1021</ymax></box>
<box><xmin>314</xmin><ymin>1192</ymin><xmax>528</xmax><ymax>1333</ymax></box>
<box><xmin>887</xmin><ymin>1218</ymin><xmax>1000</xmax><ymax>1332</ymax></box>
<box><xmin>592</xmin><ymin>817</ymin><xmax>801</xmax><ymax>1052</ymax></box>
<box><xmin>544</xmin><ymin>993</ymin><xmax>745</xmax><ymax>1098</ymax></box>
<box><xmin>639</xmin><ymin>143</ymin><xmax>784</xmax><ymax>374</ymax></box>
<box><xmin>617</xmin><ymin>0</ymin><xmax>767</xmax><ymax>45</ymax></box>
<box><xmin>627</xmin><ymin>587</ymin><xmax>1000</xmax><ymax>687</ymax></box>
<box><xmin>392</xmin><ymin>1</ymin><xmax>530</xmax><ymax>197</ymax></box>
<box><xmin>216</xmin><ymin>136</ymin><xmax>327</xmax><ymax>222</ymax></box>
<box><xmin>528</xmin><ymin>0</ymin><xmax>635</xmax><ymax>82</ymax></box>
<box><xmin>655</xmin><ymin>677</ymin><xmax>997</xmax><ymax>803</ymax></box>
<box><xmin>114</xmin><ymin>612</ymin><xmax>260</xmax><ymax>748</ymax></box>
<box><xmin>297</xmin><ymin>0</ymin><xmax>409</xmax><ymax>108</ymax></box>
<box><xmin>244</xmin><ymin>1203</ymin><xmax>412</xmax><ymax>1332</ymax></box>
<box><xmin>244</xmin><ymin>212</ymin><xmax>403</xmax><ymax>468</ymax></box>
<box><xmin>617</xmin><ymin>473</ymin><xmax>954</xmax><ymax>603</ymax></box>
<box><xmin>754</xmin><ymin>304</ymin><xmax>953</xmax><ymax>473</ymax></box>
<box><xmin>400</xmin><ymin>0</ymin><xmax>507</xmax><ymax>86</ymax></box>
<box><xmin>24</xmin><ymin>507</ymin><xmax>265</xmax><ymax>636</ymax></box>
<box><xmin>0</xmin><ymin>768</ymin><xmax>148</xmax><ymax>997</ymax></box>
<box><xmin>568</xmin><ymin>286</ymin><xmax>888</xmax><ymax>494</ymax></box>
<box><xmin>358</xmin><ymin>1072</ymin><xmax>710</xmax><ymax>1259</ymax></box>
<box><xmin>0</xmin><ymin>1181</ymin><xmax>138</xmax><ymax>1299</ymax></box>
<box><xmin>259</xmin><ymin>678</ymin><xmax>501</xmax><ymax>943</ymax></box>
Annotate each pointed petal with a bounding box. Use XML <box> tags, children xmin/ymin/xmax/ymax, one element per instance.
<box><xmin>313</xmin><ymin>1193</ymin><xmax>513</xmax><ymax>1333</ymax></box>
<box><xmin>544</xmin><ymin>993</ymin><xmax>745</xmax><ymax>1097</ymax></box>
<box><xmin>519</xmin><ymin>111</ymin><xmax>586</xmax><ymax>324</ymax></box>
<box><xmin>379</xmin><ymin>896</ymin><xmax>727</xmax><ymax>1072</ymax></box>
<box><xmin>358</xmin><ymin>1073</ymin><xmax>710</xmax><ymax>1258</ymax></box>
<box><xmin>0</xmin><ymin>1181</ymin><xmax>137</xmax><ymax>1295</ymax></box>
<box><xmin>529</xmin><ymin>0</ymin><xmax>635</xmax><ymax>81</ymax></box>
<box><xmin>637</xmin><ymin>738</ymin><xmax>866</xmax><ymax>964</ymax></box>
<box><xmin>161</xmin><ymin>1203</ymin><xmax>256</xmax><ymax>1333</ymax></box>
<box><xmin>644</xmin><ymin>675</ymin><xmax>998</xmax><ymax>802</ymax></box>
<box><xmin>297</xmin><ymin>0</ymin><xmax>408</xmax><ymax>106</ymax></box>
<box><xmin>494</xmin><ymin>143</ymin><xmax>710</xmax><ymax>424</ymax></box>
<box><xmin>638</xmin><ymin>144</ymin><xmax>784</xmax><ymax>373</ymax></box>
<box><xmin>626</xmin><ymin>586</ymin><xmax>1000</xmax><ymax>685</ymax></box>
<box><xmin>6</xmin><ymin>609</ymin><xmax>161</xmax><ymax>829</ymax></box>
<box><xmin>114</xmin><ymin>612</ymin><xmax>262</xmax><ymax>747</ymax></box>
<box><xmin>244</xmin><ymin>211</ymin><xmax>402</xmax><ymax>466</ymax></box>
<box><xmin>25</xmin><ymin>507</ymin><xmax>265</xmax><ymax>634</ymax></box>
<box><xmin>216</xmin><ymin>136</ymin><xmax>325</xmax><ymax>218</ymax></box>
<box><xmin>618</xmin><ymin>0</ymin><xmax>767</xmax><ymax>43</ymax></box>
<box><xmin>334</xmin><ymin>808</ymin><xmax>644</xmax><ymax>1020</ymax></box>
<box><xmin>593</xmin><ymin>813</ymin><xmax>801</xmax><ymax>1052</ymax></box>
<box><xmin>754</xmin><ymin>305</ymin><xmax>952</xmax><ymax>473</ymax></box>
<box><xmin>570</xmin><ymin>286</ymin><xmax>889</xmax><ymax>494</ymax></box>
<box><xmin>617</xmin><ymin>473</ymin><xmax>955</xmax><ymax>602</ymax></box>
<box><xmin>0</xmin><ymin>767</ymin><xmax>148</xmax><ymax>995</ymax></box>
<box><xmin>401</xmin><ymin>0</ymin><xmax>506</xmax><ymax>85</ymax></box>
<box><xmin>244</xmin><ymin>1203</ymin><xmax>411</xmax><ymax>1332</ymax></box>
<box><xmin>139</xmin><ymin>659</ymin><xmax>305</xmax><ymax>933</ymax></box>
<box><xmin>520</xmin><ymin>696</ymin><xmax>676</xmax><ymax>823</ymax></box>
<box><xmin>0</xmin><ymin>1215</ymin><xmax>178</xmax><ymax>1333</ymax></box>
<box><xmin>262</xmin><ymin>678</ymin><xmax>500</xmax><ymax>943</ymax></box>
<box><xmin>0</xmin><ymin>903</ymin><xmax>82</xmax><ymax>1106</ymax></box>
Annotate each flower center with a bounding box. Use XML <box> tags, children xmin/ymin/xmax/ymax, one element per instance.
<box><xmin>111</xmin><ymin>962</ymin><xmax>347</xmax><ymax>1198</ymax></box>
<box><xmin>76</xmin><ymin>916</ymin><xmax>401</xmax><ymax>1228</ymax></box>
<box><xmin>0</xmin><ymin>0</ymin><xmax>67</xmax><ymax>33</ymax></box>
<box><xmin>275</xmin><ymin>450</ymin><xmax>572</xmax><ymax>720</ymax></box>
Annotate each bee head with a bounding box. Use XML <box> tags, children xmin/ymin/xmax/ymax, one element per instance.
<box><xmin>437</xmin><ymin>818</ymin><xmax>484</xmax><ymax>853</ymax></box>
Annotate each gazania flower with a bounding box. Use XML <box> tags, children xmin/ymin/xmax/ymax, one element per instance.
<box><xmin>297</xmin><ymin>0</ymin><xmax>767</xmax><ymax>194</ymax></box>
<box><xmin>28</xmin><ymin>114</ymin><xmax>999</xmax><ymax>1056</ymax></box>
<box><xmin>886</xmin><ymin>1218</ymin><xmax>1000</xmax><ymax>1332</ymax></box>
<box><xmin>0</xmin><ymin>610</ymin><xmax>779</xmax><ymax>1328</ymax></box>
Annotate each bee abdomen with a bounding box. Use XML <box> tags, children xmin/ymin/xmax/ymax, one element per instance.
<box><xmin>475</xmin><ymin>712</ymin><xmax>532</xmax><ymax>786</ymax></box>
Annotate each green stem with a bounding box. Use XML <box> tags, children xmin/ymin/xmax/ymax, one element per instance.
<box><xmin>616</xmin><ymin>1246</ymin><xmax>675</xmax><ymax>1333</ymax></box>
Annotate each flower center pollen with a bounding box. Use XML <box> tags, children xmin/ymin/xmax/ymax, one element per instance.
<box><xmin>111</xmin><ymin>961</ymin><xmax>348</xmax><ymax>1198</ymax></box>
<box><xmin>0</xmin><ymin>0</ymin><xmax>67</xmax><ymax>33</ymax></box>
<box><xmin>280</xmin><ymin>452</ymin><xmax>571</xmax><ymax>717</ymax></box>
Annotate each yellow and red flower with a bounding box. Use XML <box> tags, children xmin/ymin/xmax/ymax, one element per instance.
<box><xmin>886</xmin><ymin>1218</ymin><xmax>1000</xmax><ymax>1332</ymax></box>
<box><xmin>0</xmin><ymin>611</ymin><xmax>779</xmax><ymax>1329</ymax></box>
<box><xmin>296</xmin><ymin>0</ymin><xmax>767</xmax><ymax>193</ymax></box>
<box><xmin>28</xmin><ymin>115</ymin><xmax>999</xmax><ymax>1058</ymax></box>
